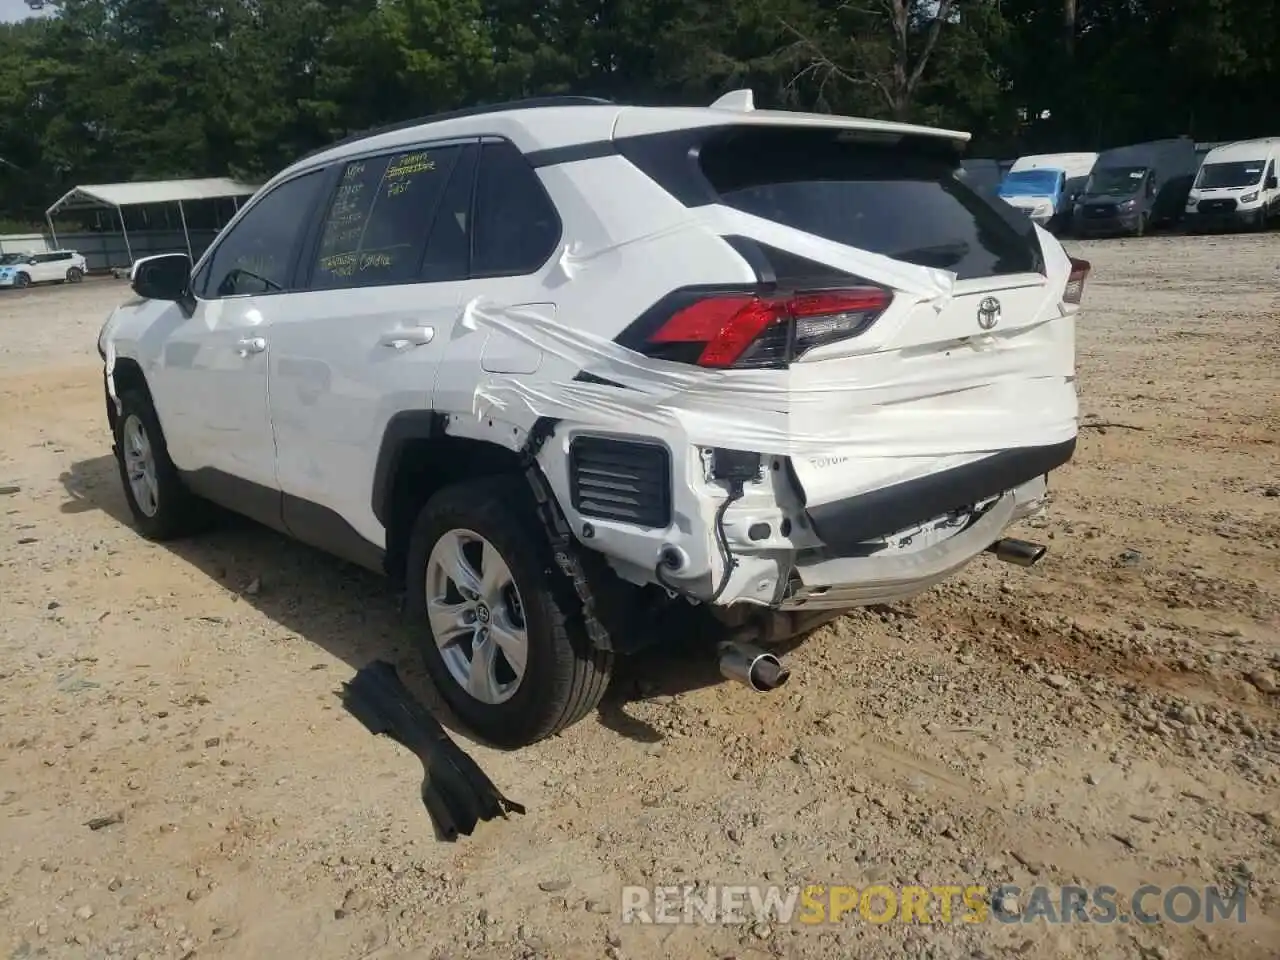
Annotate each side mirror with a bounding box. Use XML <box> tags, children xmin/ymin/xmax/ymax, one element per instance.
<box><xmin>131</xmin><ymin>253</ymin><xmax>192</xmax><ymax>304</ymax></box>
<box><xmin>1267</xmin><ymin>175</ymin><xmax>1278</xmax><ymax>190</ymax></box>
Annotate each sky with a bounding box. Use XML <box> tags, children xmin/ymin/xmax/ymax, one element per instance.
<box><xmin>0</xmin><ymin>0</ymin><xmax>53</xmax><ymax>24</ymax></box>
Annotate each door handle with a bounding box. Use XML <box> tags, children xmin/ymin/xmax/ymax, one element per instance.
<box><xmin>378</xmin><ymin>326</ymin><xmax>435</xmax><ymax>350</ymax></box>
<box><xmin>236</xmin><ymin>337</ymin><xmax>266</xmax><ymax>356</ymax></box>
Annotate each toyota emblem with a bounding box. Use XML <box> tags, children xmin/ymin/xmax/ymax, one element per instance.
<box><xmin>977</xmin><ymin>297</ymin><xmax>1001</xmax><ymax>330</ymax></box>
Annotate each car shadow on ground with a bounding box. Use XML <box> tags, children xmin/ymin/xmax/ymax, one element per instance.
<box><xmin>59</xmin><ymin>455</ymin><xmax>815</xmax><ymax>748</ymax></box>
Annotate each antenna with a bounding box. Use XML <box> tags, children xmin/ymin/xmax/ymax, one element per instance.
<box><xmin>709</xmin><ymin>90</ymin><xmax>755</xmax><ymax>112</ymax></box>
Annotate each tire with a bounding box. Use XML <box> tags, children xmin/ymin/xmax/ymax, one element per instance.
<box><xmin>112</xmin><ymin>389</ymin><xmax>206</xmax><ymax>540</ymax></box>
<box><xmin>405</xmin><ymin>475</ymin><xmax>613</xmax><ymax>747</ymax></box>
<box><xmin>1135</xmin><ymin>214</ymin><xmax>1148</xmax><ymax>238</ymax></box>
<box><xmin>66</xmin><ymin>267</ymin><xmax>84</xmax><ymax>283</ymax></box>
<box><xmin>13</xmin><ymin>272</ymin><xmax>29</xmax><ymax>289</ymax></box>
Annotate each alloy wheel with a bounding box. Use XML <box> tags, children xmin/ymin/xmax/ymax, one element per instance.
<box><xmin>424</xmin><ymin>528</ymin><xmax>529</xmax><ymax>705</ymax></box>
<box><xmin>122</xmin><ymin>414</ymin><xmax>159</xmax><ymax>517</ymax></box>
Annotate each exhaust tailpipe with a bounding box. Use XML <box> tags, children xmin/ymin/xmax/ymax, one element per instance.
<box><xmin>718</xmin><ymin>642</ymin><xmax>790</xmax><ymax>692</ymax></box>
<box><xmin>986</xmin><ymin>538</ymin><xmax>1048</xmax><ymax>567</ymax></box>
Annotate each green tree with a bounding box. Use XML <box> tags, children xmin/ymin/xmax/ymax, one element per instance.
<box><xmin>3</xmin><ymin>0</ymin><xmax>1280</xmax><ymax>224</ymax></box>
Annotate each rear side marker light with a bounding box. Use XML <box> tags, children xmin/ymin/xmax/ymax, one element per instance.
<box><xmin>645</xmin><ymin>286</ymin><xmax>892</xmax><ymax>369</ymax></box>
<box><xmin>1063</xmin><ymin>257</ymin><xmax>1090</xmax><ymax>305</ymax></box>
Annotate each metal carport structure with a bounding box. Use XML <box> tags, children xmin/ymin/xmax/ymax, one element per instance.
<box><xmin>45</xmin><ymin>177</ymin><xmax>259</xmax><ymax>265</ymax></box>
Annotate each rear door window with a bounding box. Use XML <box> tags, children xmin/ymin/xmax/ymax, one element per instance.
<box><xmin>699</xmin><ymin>128</ymin><xmax>1041</xmax><ymax>281</ymax></box>
<box><xmin>471</xmin><ymin>140</ymin><xmax>561</xmax><ymax>277</ymax></box>
<box><xmin>421</xmin><ymin>143</ymin><xmax>479</xmax><ymax>283</ymax></box>
<box><xmin>310</xmin><ymin>145</ymin><xmax>461</xmax><ymax>289</ymax></box>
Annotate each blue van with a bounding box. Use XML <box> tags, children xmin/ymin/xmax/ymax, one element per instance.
<box><xmin>997</xmin><ymin>152</ymin><xmax>1099</xmax><ymax>232</ymax></box>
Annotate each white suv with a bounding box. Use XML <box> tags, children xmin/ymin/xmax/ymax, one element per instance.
<box><xmin>97</xmin><ymin>93</ymin><xmax>1087</xmax><ymax>747</ymax></box>
<box><xmin>0</xmin><ymin>249</ymin><xmax>88</xmax><ymax>288</ymax></box>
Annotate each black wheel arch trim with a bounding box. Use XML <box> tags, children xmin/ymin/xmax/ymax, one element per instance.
<box><xmin>371</xmin><ymin>410</ymin><xmax>449</xmax><ymax>527</ymax></box>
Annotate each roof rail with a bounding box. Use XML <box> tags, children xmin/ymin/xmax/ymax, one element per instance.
<box><xmin>298</xmin><ymin>96</ymin><xmax>616</xmax><ymax>162</ymax></box>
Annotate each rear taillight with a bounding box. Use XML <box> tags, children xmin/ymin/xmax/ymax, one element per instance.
<box><xmin>636</xmin><ymin>287</ymin><xmax>892</xmax><ymax>369</ymax></box>
<box><xmin>1063</xmin><ymin>257</ymin><xmax>1090</xmax><ymax>305</ymax></box>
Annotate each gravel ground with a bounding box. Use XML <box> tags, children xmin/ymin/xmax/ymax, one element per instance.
<box><xmin>1</xmin><ymin>236</ymin><xmax>1278</xmax><ymax>960</ymax></box>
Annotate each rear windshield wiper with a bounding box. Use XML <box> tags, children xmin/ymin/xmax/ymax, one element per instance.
<box><xmin>889</xmin><ymin>241</ymin><xmax>970</xmax><ymax>268</ymax></box>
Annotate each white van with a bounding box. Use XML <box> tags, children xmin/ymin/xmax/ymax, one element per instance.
<box><xmin>1185</xmin><ymin>138</ymin><xmax>1280</xmax><ymax>231</ymax></box>
<box><xmin>998</xmin><ymin>152</ymin><xmax>1098</xmax><ymax>228</ymax></box>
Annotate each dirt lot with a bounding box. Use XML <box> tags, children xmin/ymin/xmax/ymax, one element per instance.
<box><xmin>1</xmin><ymin>238</ymin><xmax>1278</xmax><ymax>960</ymax></box>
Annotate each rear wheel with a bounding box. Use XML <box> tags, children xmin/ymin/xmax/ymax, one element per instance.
<box><xmin>405</xmin><ymin>475</ymin><xmax>613</xmax><ymax>747</ymax></box>
<box><xmin>66</xmin><ymin>266</ymin><xmax>84</xmax><ymax>283</ymax></box>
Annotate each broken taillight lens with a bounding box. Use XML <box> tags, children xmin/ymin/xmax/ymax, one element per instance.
<box><xmin>1063</xmin><ymin>257</ymin><xmax>1090</xmax><ymax>305</ymax></box>
<box><xmin>638</xmin><ymin>286</ymin><xmax>892</xmax><ymax>369</ymax></box>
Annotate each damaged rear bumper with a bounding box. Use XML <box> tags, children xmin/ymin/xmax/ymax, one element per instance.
<box><xmin>709</xmin><ymin>440</ymin><xmax>1072</xmax><ymax>611</ymax></box>
<box><xmin>542</xmin><ymin>424</ymin><xmax>1076</xmax><ymax>613</ymax></box>
<box><xmin>800</xmin><ymin>439</ymin><xmax>1074</xmax><ymax>554</ymax></box>
<box><xmin>779</xmin><ymin>476</ymin><xmax>1043</xmax><ymax>610</ymax></box>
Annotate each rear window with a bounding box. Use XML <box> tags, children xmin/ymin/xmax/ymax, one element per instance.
<box><xmin>699</xmin><ymin>128</ymin><xmax>1041</xmax><ymax>281</ymax></box>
